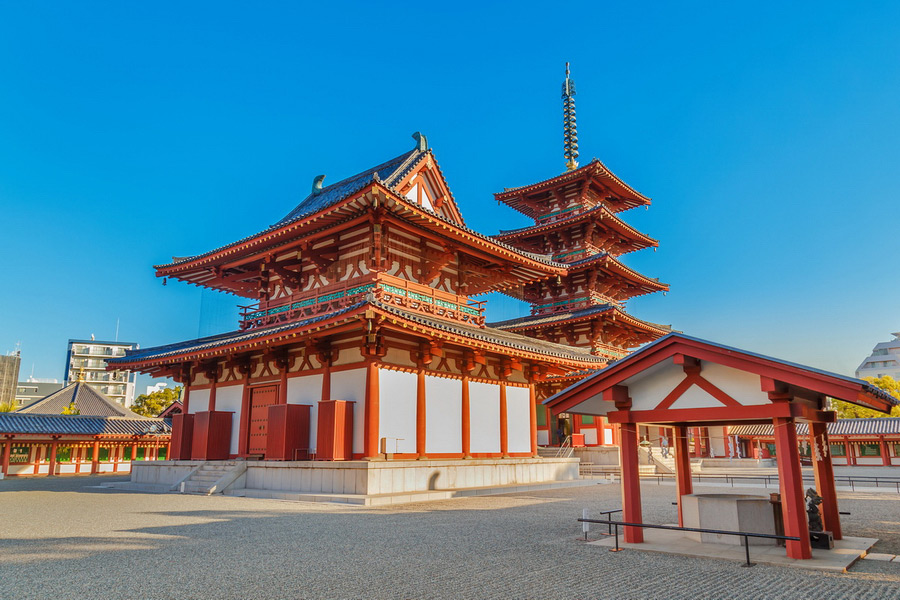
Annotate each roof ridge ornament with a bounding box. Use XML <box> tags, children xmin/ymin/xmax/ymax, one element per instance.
<box><xmin>562</xmin><ymin>62</ymin><xmax>579</xmax><ymax>172</ymax></box>
<box><xmin>311</xmin><ymin>174</ymin><xmax>326</xmax><ymax>195</ymax></box>
<box><xmin>412</xmin><ymin>131</ymin><xmax>427</xmax><ymax>152</ymax></box>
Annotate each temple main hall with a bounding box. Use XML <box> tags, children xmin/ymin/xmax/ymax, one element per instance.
<box><xmin>109</xmin><ymin>69</ymin><xmax>668</xmax><ymax>492</ymax></box>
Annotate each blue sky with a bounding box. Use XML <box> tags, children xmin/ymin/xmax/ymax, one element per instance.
<box><xmin>1</xmin><ymin>1</ymin><xmax>898</xmax><ymax>390</ymax></box>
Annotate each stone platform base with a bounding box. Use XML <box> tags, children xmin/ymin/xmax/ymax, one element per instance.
<box><xmin>121</xmin><ymin>457</ymin><xmax>581</xmax><ymax>502</ymax></box>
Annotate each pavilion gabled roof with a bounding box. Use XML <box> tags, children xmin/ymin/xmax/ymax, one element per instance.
<box><xmin>17</xmin><ymin>381</ymin><xmax>142</xmax><ymax>418</ymax></box>
<box><xmin>545</xmin><ymin>333</ymin><xmax>898</xmax><ymax>417</ymax></box>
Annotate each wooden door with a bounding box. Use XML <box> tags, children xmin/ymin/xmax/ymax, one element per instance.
<box><xmin>248</xmin><ymin>385</ymin><xmax>278</xmax><ymax>456</ymax></box>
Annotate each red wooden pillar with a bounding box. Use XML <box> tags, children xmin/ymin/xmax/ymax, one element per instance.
<box><xmin>461</xmin><ymin>375</ymin><xmax>471</xmax><ymax>459</ymax></box>
<box><xmin>416</xmin><ymin>367</ymin><xmax>427</xmax><ymax>459</ymax></box>
<box><xmin>131</xmin><ymin>441</ymin><xmax>138</xmax><ymax>462</ymax></box>
<box><xmin>845</xmin><ymin>440</ymin><xmax>855</xmax><ymax>466</ymax></box>
<box><xmin>692</xmin><ymin>427</ymin><xmax>701</xmax><ymax>457</ymax></box>
<box><xmin>278</xmin><ymin>356</ymin><xmax>288</xmax><ymax>405</ymax></box>
<box><xmin>208</xmin><ymin>369</ymin><xmax>218</xmax><ymax>412</ymax></box>
<box><xmin>48</xmin><ymin>438</ymin><xmax>59</xmax><ymax>477</ymax></box>
<box><xmin>880</xmin><ymin>435</ymin><xmax>891</xmax><ymax>466</ymax></box>
<box><xmin>673</xmin><ymin>424</ymin><xmax>693</xmax><ymax>527</ymax></box>
<box><xmin>773</xmin><ymin>416</ymin><xmax>811</xmax><ymax>559</ymax></box>
<box><xmin>499</xmin><ymin>383</ymin><xmax>509</xmax><ymax>458</ymax></box>
<box><xmin>528</xmin><ymin>385</ymin><xmax>538</xmax><ymax>457</ymax></box>
<box><xmin>810</xmin><ymin>422</ymin><xmax>842</xmax><ymax>540</ymax></box>
<box><xmin>91</xmin><ymin>440</ymin><xmax>100</xmax><ymax>475</ymax></box>
<box><xmin>1</xmin><ymin>437</ymin><xmax>11</xmax><ymax>477</ymax></box>
<box><xmin>237</xmin><ymin>371</ymin><xmax>252</xmax><ymax>457</ymax></box>
<box><xmin>363</xmin><ymin>361</ymin><xmax>380</xmax><ymax>459</ymax></box>
<box><xmin>619</xmin><ymin>421</ymin><xmax>644</xmax><ymax>543</ymax></box>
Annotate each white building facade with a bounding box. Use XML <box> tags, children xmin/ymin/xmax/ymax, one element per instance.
<box><xmin>65</xmin><ymin>339</ymin><xmax>138</xmax><ymax>407</ymax></box>
<box><xmin>856</xmin><ymin>332</ymin><xmax>900</xmax><ymax>380</ymax></box>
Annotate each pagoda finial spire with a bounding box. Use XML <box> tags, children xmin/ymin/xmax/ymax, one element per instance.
<box><xmin>562</xmin><ymin>62</ymin><xmax>579</xmax><ymax>172</ymax></box>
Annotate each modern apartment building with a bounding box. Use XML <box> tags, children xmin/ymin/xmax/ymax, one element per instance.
<box><xmin>0</xmin><ymin>351</ymin><xmax>21</xmax><ymax>406</ymax></box>
<box><xmin>14</xmin><ymin>379</ymin><xmax>64</xmax><ymax>409</ymax></box>
<box><xmin>64</xmin><ymin>339</ymin><xmax>138</xmax><ymax>407</ymax></box>
<box><xmin>856</xmin><ymin>332</ymin><xmax>900</xmax><ymax>380</ymax></box>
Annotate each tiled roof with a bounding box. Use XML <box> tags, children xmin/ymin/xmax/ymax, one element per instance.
<box><xmin>18</xmin><ymin>382</ymin><xmax>143</xmax><ymax>418</ymax></box>
<box><xmin>489</xmin><ymin>305</ymin><xmax>672</xmax><ymax>334</ymax></box>
<box><xmin>273</xmin><ymin>149</ymin><xmax>420</xmax><ymax>227</ymax></box>
<box><xmin>109</xmin><ymin>307</ymin><xmax>353</xmax><ymax>364</ymax></box>
<box><xmin>373</xmin><ymin>301</ymin><xmax>605</xmax><ymax>363</ymax></box>
<box><xmin>0</xmin><ymin>413</ymin><xmax>171</xmax><ymax>436</ymax></box>
<box><xmin>552</xmin><ymin>333</ymin><xmax>899</xmax><ymax>410</ymax></box>
<box><xmin>730</xmin><ymin>418</ymin><xmax>900</xmax><ymax>437</ymax></box>
<box><xmin>110</xmin><ymin>299</ymin><xmax>606</xmax><ymax>367</ymax></box>
<box><xmin>489</xmin><ymin>305</ymin><xmax>617</xmax><ymax>329</ymax></box>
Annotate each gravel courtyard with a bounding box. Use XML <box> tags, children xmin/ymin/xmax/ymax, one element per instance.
<box><xmin>1</xmin><ymin>476</ymin><xmax>899</xmax><ymax>599</ymax></box>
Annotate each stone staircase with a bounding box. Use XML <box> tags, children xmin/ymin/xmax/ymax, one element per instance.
<box><xmin>537</xmin><ymin>445</ymin><xmax>574</xmax><ymax>459</ymax></box>
<box><xmin>180</xmin><ymin>461</ymin><xmax>245</xmax><ymax>495</ymax></box>
<box><xmin>638</xmin><ymin>447</ymin><xmax>676</xmax><ymax>474</ymax></box>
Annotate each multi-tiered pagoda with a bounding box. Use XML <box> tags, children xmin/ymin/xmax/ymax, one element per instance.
<box><xmin>490</xmin><ymin>65</ymin><xmax>669</xmax><ymax>388</ymax></box>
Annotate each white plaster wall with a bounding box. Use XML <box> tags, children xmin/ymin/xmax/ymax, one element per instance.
<box><xmin>583</xmin><ymin>428</ymin><xmax>598</xmax><ymax>445</ymax></box>
<box><xmin>216</xmin><ymin>384</ymin><xmax>244</xmax><ymax>455</ymax></box>
<box><xmin>537</xmin><ymin>430</ymin><xmax>549</xmax><ymax>446</ymax></box>
<box><xmin>287</xmin><ymin>374</ymin><xmax>323</xmax><ymax>452</ymax></box>
<box><xmin>604</xmin><ymin>428</ymin><xmax>614</xmax><ymax>445</ymax></box>
<box><xmin>506</xmin><ymin>386</ymin><xmax>531</xmax><ymax>453</ymax></box>
<box><xmin>469</xmin><ymin>381</ymin><xmax>500</xmax><ymax>454</ymax></box>
<box><xmin>669</xmin><ymin>385</ymin><xmax>726</xmax><ymax>410</ymax></box>
<box><xmin>702</xmin><ymin>363</ymin><xmax>770</xmax><ymax>406</ymax></box>
<box><xmin>425</xmin><ymin>375</ymin><xmax>462</xmax><ymax>454</ymax></box>
<box><xmin>708</xmin><ymin>425</ymin><xmax>727</xmax><ymax>457</ymax></box>
<box><xmin>378</xmin><ymin>369</ymin><xmax>417</xmax><ymax>454</ymax></box>
<box><xmin>624</xmin><ymin>363</ymin><xmax>685</xmax><ymax>411</ymax></box>
<box><xmin>188</xmin><ymin>389</ymin><xmax>210</xmax><ymax>414</ymax></box>
<box><xmin>330</xmin><ymin>368</ymin><xmax>367</xmax><ymax>455</ymax></box>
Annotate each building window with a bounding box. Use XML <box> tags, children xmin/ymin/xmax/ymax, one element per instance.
<box><xmin>858</xmin><ymin>443</ymin><xmax>881</xmax><ymax>457</ymax></box>
<box><xmin>10</xmin><ymin>445</ymin><xmax>30</xmax><ymax>463</ymax></box>
<box><xmin>55</xmin><ymin>447</ymin><xmax>72</xmax><ymax>462</ymax></box>
<box><xmin>766</xmin><ymin>443</ymin><xmax>777</xmax><ymax>457</ymax></box>
<box><xmin>98</xmin><ymin>447</ymin><xmax>110</xmax><ymax>462</ymax></box>
<box><xmin>893</xmin><ymin>443</ymin><xmax>900</xmax><ymax>456</ymax></box>
<box><xmin>536</xmin><ymin>406</ymin><xmax>547</xmax><ymax>427</ymax></box>
<box><xmin>830</xmin><ymin>443</ymin><xmax>846</xmax><ymax>457</ymax></box>
<box><xmin>581</xmin><ymin>415</ymin><xmax>594</xmax><ymax>425</ymax></box>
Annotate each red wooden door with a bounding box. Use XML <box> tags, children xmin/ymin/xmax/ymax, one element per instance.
<box><xmin>248</xmin><ymin>385</ymin><xmax>278</xmax><ymax>456</ymax></box>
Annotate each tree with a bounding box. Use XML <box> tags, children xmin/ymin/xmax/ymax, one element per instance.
<box><xmin>831</xmin><ymin>375</ymin><xmax>900</xmax><ymax>418</ymax></box>
<box><xmin>0</xmin><ymin>401</ymin><xmax>16</xmax><ymax>413</ymax></box>
<box><xmin>61</xmin><ymin>401</ymin><xmax>80</xmax><ymax>415</ymax></box>
<box><xmin>131</xmin><ymin>386</ymin><xmax>182</xmax><ymax>417</ymax></box>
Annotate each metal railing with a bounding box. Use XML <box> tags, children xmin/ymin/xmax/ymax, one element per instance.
<box><xmin>593</xmin><ymin>471</ymin><xmax>900</xmax><ymax>493</ymax></box>
<box><xmin>578</xmin><ymin>515</ymin><xmax>800</xmax><ymax>567</ymax></box>
<box><xmin>556</xmin><ymin>436</ymin><xmax>574</xmax><ymax>459</ymax></box>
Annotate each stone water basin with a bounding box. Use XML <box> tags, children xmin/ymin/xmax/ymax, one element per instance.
<box><xmin>681</xmin><ymin>493</ymin><xmax>777</xmax><ymax>546</ymax></box>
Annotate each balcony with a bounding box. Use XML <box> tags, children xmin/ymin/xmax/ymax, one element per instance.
<box><xmin>239</xmin><ymin>276</ymin><xmax>485</xmax><ymax>330</ymax></box>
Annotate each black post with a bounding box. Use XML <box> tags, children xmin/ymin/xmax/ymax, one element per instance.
<box><xmin>610</xmin><ymin>524</ymin><xmax>622</xmax><ymax>552</ymax></box>
<box><xmin>742</xmin><ymin>535</ymin><xmax>753</xmax><ymax>567</ymax></box>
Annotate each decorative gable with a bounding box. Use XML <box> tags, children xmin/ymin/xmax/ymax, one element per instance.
<box><xmin>394</xmin><ymin>152</ymin><xmax>465</xmax><ymax>226</ymax></box>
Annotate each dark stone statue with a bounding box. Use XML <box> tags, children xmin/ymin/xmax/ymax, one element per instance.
<box><xmin>805</xmin><ymin>488</ymin><xmax>824</xmax><ymax>532</ymax></box>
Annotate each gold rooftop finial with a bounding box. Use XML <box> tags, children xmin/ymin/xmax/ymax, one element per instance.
<box><xmin>562</xmin><ymin>62</ymin><xmax>579</xmax><ymax>171</ymax></box>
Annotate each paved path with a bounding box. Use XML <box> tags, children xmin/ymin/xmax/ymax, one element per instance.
<box><xmin>1</xmin><ymin>475</ymin><xmax>899</xmax><ymax>599</ymax></box>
